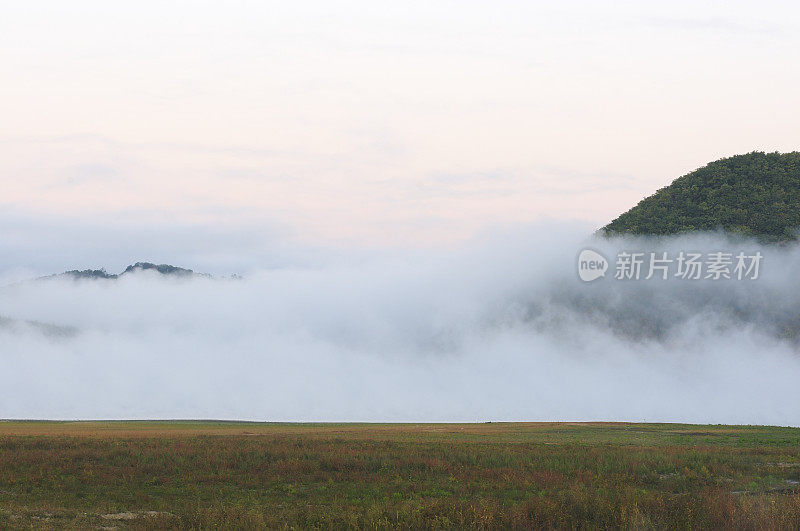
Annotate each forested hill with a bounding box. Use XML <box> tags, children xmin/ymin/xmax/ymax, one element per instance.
<box><xmin>602</xmin><ymin>151</ymin><xmax>800</xmax><ymax>241</ymax></box>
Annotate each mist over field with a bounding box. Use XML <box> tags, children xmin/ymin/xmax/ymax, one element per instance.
<box><xmin>1</xmin><ymin>225</ymin><xmax>799</xmax><ymax>425</ymax></box>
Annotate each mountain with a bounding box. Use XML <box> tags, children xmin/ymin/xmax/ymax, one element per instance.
<box><xmin>58</xmin><ymin>268</ymin><xmax>117</xmax><ymax>280</ymax></box>
<box><xmin>602</xmin><ymin>151</ymin><xmax>800</xmax><ymax>241</ymax></box>
<box><xmin>121</xmin><ymin>262</ymin><xmax>197</xmax><ymax>277</ymax></box>
<box><xmin>0</xmin><ymin>263</ymin><xmax>207</xmax><ymax>339</ymax></box>
<box><xmin>42</xmin><ymin>262</ymin><xmax>205</xmax><ymax>281</ymax></box>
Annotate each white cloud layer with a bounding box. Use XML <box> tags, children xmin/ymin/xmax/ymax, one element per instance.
<box><xmin>1</xmin><ymin>225</ymin><xmax>798</xmax><ymax>425</ymax></box>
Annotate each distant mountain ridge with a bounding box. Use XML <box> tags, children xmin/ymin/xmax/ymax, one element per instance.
<box><xmin>41</xmin><ymin>262</ymin><xmax>206</xmax><ymax>281</ymax></box>
<box><xmin>1</xmin><ymin>263</ymin><xmax>208</xmax><ymax>339</ymax></box>
<box><xmin>603</xmin><ymin>151</ymin><xmax>800</xmax><ymax>241</ymax></box>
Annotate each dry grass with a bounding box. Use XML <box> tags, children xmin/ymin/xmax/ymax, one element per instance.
<box><xmin>0</xmin><ymin>421</ymin><xmax>798</xmax><ymax>528</ymax></box>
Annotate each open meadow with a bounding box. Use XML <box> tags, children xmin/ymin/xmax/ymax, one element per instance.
<box><xmin>0</xmin><ymin>421</ymin><xmax>799</xmax><ymax>528</ymax></box>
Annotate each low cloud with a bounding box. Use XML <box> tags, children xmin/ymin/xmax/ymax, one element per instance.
<box><xmin>0</xmin><ymin>225</ymin><xmax>799</xmax><ymax>424</ymax></box>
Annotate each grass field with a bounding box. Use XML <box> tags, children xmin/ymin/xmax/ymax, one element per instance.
<box><xmin>1</xmin><ymin>421</ymin><xmax>799</xmax><ymax>529</ymax></box>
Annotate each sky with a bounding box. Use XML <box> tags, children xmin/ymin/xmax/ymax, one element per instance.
<box><xmin>2</xmin><ymin>0</ymin><xmax>800</xmax><ymax>273</ymax></box>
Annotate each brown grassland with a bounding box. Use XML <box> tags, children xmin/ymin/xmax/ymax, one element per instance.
<box><xmin>0</xmin><ymin>421</ymin><xmax>799</xmax><ymax>529</ymax></box>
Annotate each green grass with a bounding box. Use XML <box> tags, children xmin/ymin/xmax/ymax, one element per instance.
<box><xmin>0</xmin><ymin>422</ymin><xmax>799</xmax><ymax>528</ymax></box>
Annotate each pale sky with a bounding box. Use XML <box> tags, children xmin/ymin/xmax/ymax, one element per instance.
<box><xmin>2</xmin><ymin>0</ymin><xmax>800</xmax><ymax>251</ymax></box>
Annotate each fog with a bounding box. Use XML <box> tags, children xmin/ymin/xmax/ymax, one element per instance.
<box><xmin>1</xmin><ymin>225</ymin><xmax>799</xmax><ymax>425</ymax></box>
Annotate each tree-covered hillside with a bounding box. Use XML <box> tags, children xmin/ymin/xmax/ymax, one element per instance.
<box><xmin>603</xmin><ymin>151</ymin><xmax>800</xmax><ymax>241</ymax></box>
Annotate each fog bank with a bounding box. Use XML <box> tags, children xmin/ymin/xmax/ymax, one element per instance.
<box><xmin>1</xmin><ymin>226</ymin><xmax>799</xmax><ymax>425</ymax></box>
